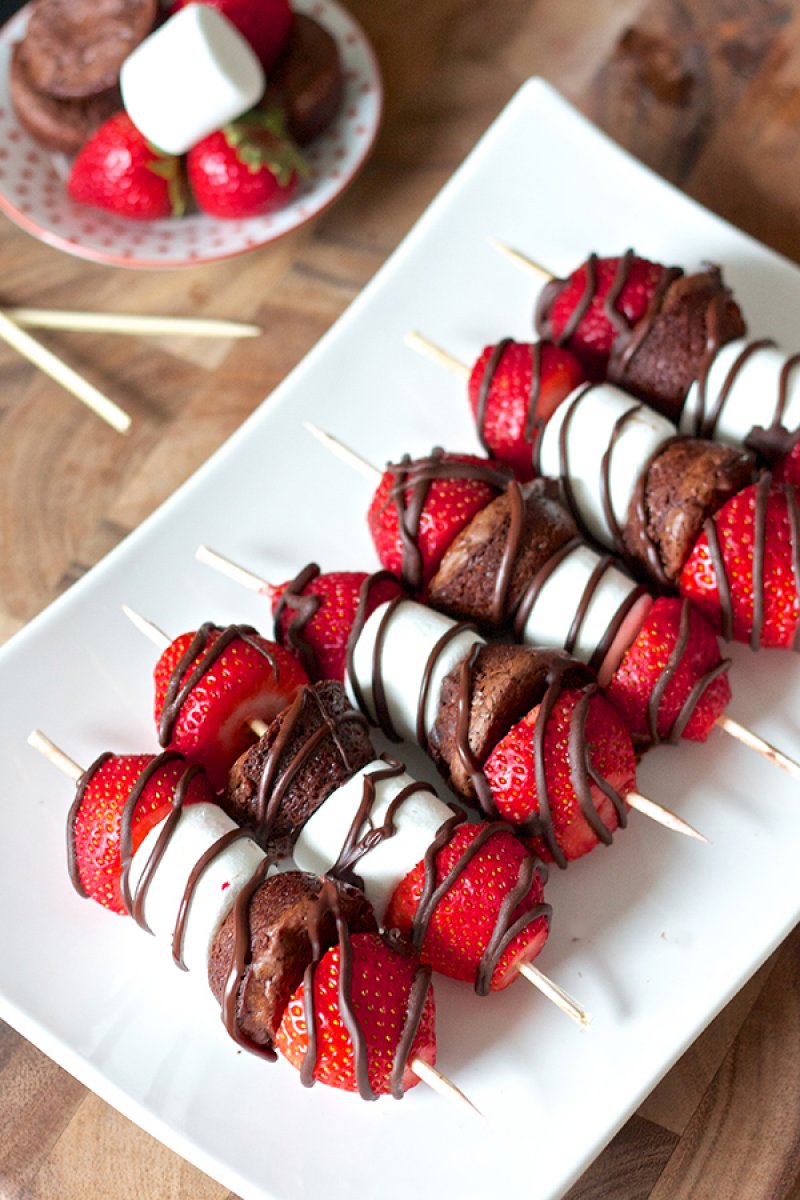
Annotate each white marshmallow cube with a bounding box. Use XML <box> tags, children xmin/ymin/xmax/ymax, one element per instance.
<box><xmin>518</xmin><ymin>542</ymin><xmax>649</xmax><ymax>670</ymax></box>
<box><xmin>681</xmin><ymin>338</ymin><xmax>800</xmax><ymax>447</ymax></box>
<box><xmin>128</xmin><ymin>802</ymin><xmax>266</xmax><ymax>975</ymax></box>
<box><xmin>294</xmin><ymin>761</ymin><xmax>456</xmax><ymax>921</ymax></box>
<box><xmin>345</xmin><ymin>599</ymin><xmax>486</xmax><ymax>745</ymax></box>
<box><xmin>539</xmin><ymin>383</ymin><xmax>676</xmax><ymax>550</ymax></box>
<box><xmin>120</xmin><ymin>5</ymin><xmax>266</xmax><ymax>156</ymax></box>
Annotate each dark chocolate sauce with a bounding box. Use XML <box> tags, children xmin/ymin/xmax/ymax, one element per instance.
<box><xmin>328</xmin><ymin>757</ymin><xmax>437</xmax><ymax>890</ymax></box>
<box><xmin>276</xmin><ymin>563</ymin><xmax>402</xmax><ymax>684</ymax></box>
<box><xmin>473</xmin><ymin>338</ymin><xmax>545</xmax><ymax>450</ymax></box>
<box><xmin>698</xmin><ymin>470</ymin><xmax>800</xmax><ymax>651</ymax></box>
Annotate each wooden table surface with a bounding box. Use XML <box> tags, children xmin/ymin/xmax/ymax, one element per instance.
<box><xmin>3</xmin><ymin>1</ymin><xmax>800</xmax><ymax>1197</ymax></box>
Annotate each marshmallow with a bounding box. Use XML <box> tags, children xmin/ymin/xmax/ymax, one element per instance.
<box><xmin>128</xmin><ymin>802</ymin><xmax>266</xmax><ymax>974</ymax></box>
<box><xmin>120</xmin><ymin>6</ymin><xmax>265</xmax><ymax>156</ymax></box>
<box><xmin>345</xmin><ymin>599</ymin><xmax>486</xmax><ymax>744</ymax></box>
<box><xmin>294</xmin><ymin>760</ymin><xmax>456</xmax><ymax>920</ymax></box>
<box><xmin>681</xmin><ymin>338</ymin><xmax>800</xmax><ymax>447</ymax></box>
<box><xmin>518</xmin><ymin>542</ymin><xmax>652</xmax><ymax>679</ymax></box>
<box><xmin>538</xmin><ymin>383</ymin><xmax>676</xmax><ymax>549</ymax></box>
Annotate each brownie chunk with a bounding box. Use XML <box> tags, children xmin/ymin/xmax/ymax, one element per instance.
<box><xmin>624</xmin><ymin>438</ymin><xmax>754</xmax><ymax>584</ymax></box>
<box><xmin>208</xmin><ymin>871</ymin><xmax>376</xmax><ymax>1052</ymax></box>
<box><xmin>9</xmin><ymin>41</ymin><xmax>120</xmax><ymax>153</ymax></box>
<box><xmin>23</xmin><ymin>0</ymin><xmax>157</xmax><ymax>99</ymax></box>
<box><xmin>609</xmin><ymin>267</ymin><xmax>746</xmax><ymax>421</ymax></box>
<box><xmin>223</xmin><ymin>682</ymin><xmax>374</xmax><ymax>857</ymax></box>
<box><xmin>269</xmin><ymin>15</ymin><xmax>343</xmax><ymax>145</ymax></box>
<box><xmin>427</xmin><ymin>479</ymin><xmax>577</xmax><ymax>629</ymax></box>
<box><xmin>428</xmin><ymin>643</ymin><xmax>592</xmax><ymax>802</ymax></box>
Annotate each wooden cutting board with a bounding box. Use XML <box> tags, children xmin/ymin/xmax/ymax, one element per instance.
<box><xmin>2</xmin><ymin>2</ymin><xmax>800</xmax><ymax>1197</ymax></box>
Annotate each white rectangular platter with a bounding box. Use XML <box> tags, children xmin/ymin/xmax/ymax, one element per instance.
<box><xmin>3</xmin><ymin>79</ymin><xmax>800</xmax><ymax>1200</ymax></box>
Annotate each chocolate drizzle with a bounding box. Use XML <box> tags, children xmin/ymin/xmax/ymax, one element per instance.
<box><xmin>272</xmin><ymin>563</ymin><xmax>324</xmax><ymax>678</ymax></box>
<box><xmin>473</xmin><ymin>338</ymin><xmax>545</xmax><ymax>450</ymax></box>
<box><xmin>220</xmin><ymin>856</ymin><xmax>277</xmax><ymax>1060</ymax></box>
<box><xmin>536</xmin><ymin>250</ymin><xmax>683</xmax><ymax>363</ymax></box>
<box><xmin>380</xmin><ymin>448</ymin><xmax>513</xmax><ymax>592</ymax></box>
<box><xmin>328</xmin><ymin>757</ymin><xmax>439</xmax><ymax>890</ymax></box>
<box><xmin>644</xmin><ymin>600</ymin><xmax>732</xmax><ymax>745</ymax></box>
<box><xmin>699</xmin><ymin>470</ymin><xmax>800</xmax><ymax>650</ymax></box>
<box><xmin>158</xmin><ymin>622</ymin><xmax>281</xmax><ymax>747</ymax></box>
<box><xmin>744</xmin><ymin>350</ymin><xmax>800</xmax><ymax>465</ymax></box>
<box><xmin>276</xmin><ymin>563</ymin><xmax>401</xmax><ymax>683</ymax></box>
<box><xmin>409</xmin><ymin>818</ymin><xmax>551</xmax><ymax>996</ymax></box>
<box><xmin>67</xmin><ymin>749</ymin><xmax>210</xmax><ymax>926</ymax></box>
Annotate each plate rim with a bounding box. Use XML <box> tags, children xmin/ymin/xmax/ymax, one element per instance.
<box><xmin>0</xmin><ymin>0</ymin><xmax>384</xmax><ymax>269</ymax></box>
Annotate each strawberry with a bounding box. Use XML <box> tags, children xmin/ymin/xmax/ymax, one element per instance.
<box><xmin>67</xmin><ymin>113</ymin><xmax>187</xmax><ymax>220</ymax></box>
<box><xmin>186</xmin><ymin>108</ymin><xmax>305</xmax><ymax>220</ymax></box>
<box><xmin>269</xmin><ymin>565</ymin><xmax>405</xmax><ymax>682</ymax></box>
<box><xmin>468</xmin><ymin>340</ymin><xmax>586</xmax><ymax>480</ymax></box>
<box><xmin>384</xmin><ymin>822</ymin><xmax>550</xmax><ymax>993</ymax></box>
<box><xmin>537</xmin><ymin>253</ymin><xmax>670</xmax><ymax>377</ymax></box>
<box><xmin>70</xmin><ymin>752</ymin><xmax>211</xmax><ymax>914</ymax></box>
<box><xmin>605</xmin><ymin>597</ymin><xmax>732</xmax><ymax>746</ymax></box>
<box><xmin>367</xmin><ymin>450</ymin><xmax>511</xmax><ymax>593</ymax></box>
<box><xmin>170</xmin><ymin>0</ymin><xmax>293</xmax><ymax>69</ymax></box>
<box><xmin>275</xmin><ymin>931</ymin><xmax>436</xmax><ymax>1099</ymax></box>
<box><xmin>482</xmin><ymin>688</ymin><xmax>637</xmax><ymax>865</ymax></box>
<box><xmin>154</xmin><ymin>623</ymin><xmax>308</xmax><ymax>791</ymax></box>
<box><xmin>679</xmin><ymin>477</ymin><xmax>800</xmax><ymax>649</ymax></box>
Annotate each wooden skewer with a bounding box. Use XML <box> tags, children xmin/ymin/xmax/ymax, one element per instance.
<box><xmin>304</xmin><ymin>421</ymin><xmax>382</xmax><ymax>483</ymax></box>
<box><xmin>409</xmin><ymin>1057</ymin><xmax>483</xmax><ymax>1115</ymax></box>
<box><xmin>487</xmin><ymin>238</ymin><xmax>554</xmax><ymax>285</ymax></box>
<box><xmin>715</xmin><ymin>714</ymin><xmax>800</xmax><ymax>782</ymax></box>
<box><xmin>28</xmin><ymin>728</ymin><xmax>83</xmax><ymax>781</ymax></box>
<box><xmin>518</xmin><ymin>963</ymin><xmax>591</xmax><ymax>1027</ymax></box>
<box><xmin>3</xmin><ymin>308</ymin><xmax>261</xmax><ymax>339</ymax></box>
<box><xmin>121</xmin><ymin>606</ymin><xmax>269</xmax><ymax>738</ymax></box>
<box><xmin>0</xmin><ymin>309</ymin><xmax>131</xmax><ymax>434</ymax></box>
<box><xmin>196</xmin><ymin>544</ymin><xmax>274</xmax><ymax>597</ymax></box>
<box><xmin>405</xmin><ymin>331</ymin><xmax>470</xmax><ymax>380</ymax></box>
<box><xmin>626</xmin><ymin>791</ymin><xmax>708</xmax><ymax>843</ymax></box>
<box><xmin>29</xmin><ymin>729</ymin><xmax>475</xmax><ymax>1111</ymax></box>
<box><xmin>303</xmin><ymin>420</ymin><xmax>382</xmax><ymax>483</ymax></box>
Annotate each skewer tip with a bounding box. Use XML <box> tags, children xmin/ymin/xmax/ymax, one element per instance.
<box><xmin>518</xmin><ymin>962</ymin><xmax>591</xmax><ymax>1028</ymax></box>
<box><xmin>410</xmin><ymin>1057</ymin><xmax>484</xmax><ymax>1117</ymax></box>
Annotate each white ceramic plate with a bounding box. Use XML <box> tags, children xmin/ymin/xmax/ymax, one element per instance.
<box><xmin>0</xmin><ymin>0</ymin><xmax>382</xmax><ymax>268</ymax></box>
<box><xmin>4</xmin><ymin>79</ymin><xmax>800</xmax><ymax>1200</ymax></box>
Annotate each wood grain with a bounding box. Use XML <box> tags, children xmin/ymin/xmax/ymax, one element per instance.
<box><xmin>2</xmin><ymin>0</ymin><xmax>800</xmax><ymax>1197</ymax></box>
